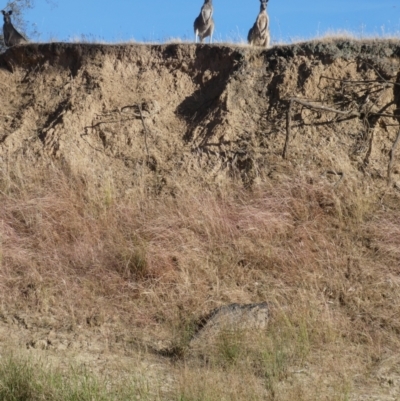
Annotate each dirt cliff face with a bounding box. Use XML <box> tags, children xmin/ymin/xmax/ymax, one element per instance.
<box><xmin>1</xmin><ymin>40</ymin><xmax>400</xmax><ymax>194</ymax></box>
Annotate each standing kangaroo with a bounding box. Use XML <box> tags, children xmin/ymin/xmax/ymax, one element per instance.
<box><xmin>194</xmin><ymin>0</ymin><xmax>214</xmax><ymax>44</ymax></box>
<box><xmin>2</xmin><ymin>10</ymin><xmax>27</xmax><ymax>47</ymax></box>
<box><xmin>248</xmin><ymin>0</ymin><xmax>270</xmax><ymax>48</ymax></box>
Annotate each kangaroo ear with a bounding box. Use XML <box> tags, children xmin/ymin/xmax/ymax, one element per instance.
<box><xmin>8</xmin><ymin>10</ymin><xmax>13</xmax><ymax>15</ymax></box>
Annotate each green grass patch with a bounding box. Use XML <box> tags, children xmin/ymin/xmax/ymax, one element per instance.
<box><xmin>0</xmin><ymin>354</ymin><xmax>147</xmax><ymax>401</ymax></box>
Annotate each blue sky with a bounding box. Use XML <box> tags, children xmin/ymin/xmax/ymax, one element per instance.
<box><xmin>19</xmin><ymin>0</ymin><xmax>400</xmax><ymax>44</ymax></box>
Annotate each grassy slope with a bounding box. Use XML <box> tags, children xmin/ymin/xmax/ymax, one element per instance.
<box><xmin>0</xmin><ymin>159</ymin><xmax>399</xmax><ymax>400</ymax></box>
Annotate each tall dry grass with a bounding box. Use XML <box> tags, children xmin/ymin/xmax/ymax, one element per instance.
<box><xmin>0</xmin><ymin>161</ymin><xmax>399</xmax><ymax>398</ymax></box>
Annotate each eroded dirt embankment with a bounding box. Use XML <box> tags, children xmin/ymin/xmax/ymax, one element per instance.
<box><xmin>1</xmin><ymin>40</ymin><xmax>400</xmax><ymax>193</ymax></box>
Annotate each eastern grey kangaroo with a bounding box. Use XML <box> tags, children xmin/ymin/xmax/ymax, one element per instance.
<box><xmin>248</xmin><ymin>0</ymin><xmax>270</xmax><ymax>48</ymax></box>
<box><xmin>194</xmin><ymin>0</ymin><xmax>214</xmax><ymax>43</ymax></box>
<box><xmin>2</xmin><ymin>10</ymin><xmax>27</xmax><ymax>47</ymax></box>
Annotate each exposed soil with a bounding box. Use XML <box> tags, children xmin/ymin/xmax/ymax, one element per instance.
<box><xmin>1</xmin><ymin>40</ymin><xmax>400</xmax><ymax>192</ymax></box>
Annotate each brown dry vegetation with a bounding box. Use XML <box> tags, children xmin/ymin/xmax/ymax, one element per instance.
<box><xmin>0</xmin><ymin>40</ymin><xmax>400</xmax><ymax>400</ymax></box>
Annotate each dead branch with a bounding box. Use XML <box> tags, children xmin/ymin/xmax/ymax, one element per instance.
<box><xmin>363</xmin><ymin>98</ymin><xmax>398</xmax><ymax>165</ymax></box>
<box><xmin>283</xmin><ymin>97</ymin><xmax>359</xmax><ymax>159</ymax></box>
<box><xmin>283</xmin><ymin>99</ymin><xmax>293</xmax><ymax>159</ymax></box>
<box><xmin>96</xmin><ymin>102</ymin><xmax>158</xmax><ymax>120</ymax></box>
<box><xmin>372</xmin><ymin>112</ymin><xmax>400</xmax><ymax>119</ymax></box>
<box><xmin>120</xmin><ymin>105</ymin><xmax>143</xmax><ymax>117</ymax></box>
<box><xmin>380</xmin><ymin>123</ymin><xmax>400</xmax><ymax>127</ymax></box>
<box><xmin>283</xmin><ymin>95</ymin><xmax>400</xmax><ymax>163</ymax></box>
<box><xmin>290</xmin><ymin>98</ymin><xmax>360</xmax><ymax>117</ymax></box>
<box><xmin>388</xmin><ymin>129</ymin><xmax>400</xmax><ymax>186</ymax></box>
<box><xmin>363</xmin><ymin>62</ymin><xmax>400</xmax><ymax>87</ymax></box>
<box><xmin>138</xmin><ymin>103</ymin><xmax>150</xmax><ymax>157</ymax></box>
<box><xmin>320</xmin><ymin>76</ymin><xmax>395</xmax><ymax>87</ymax></box>
<box><xmin>362</xmin><ymin>92</ymin><xmax>382</xmax><ymax>166</ymax></box>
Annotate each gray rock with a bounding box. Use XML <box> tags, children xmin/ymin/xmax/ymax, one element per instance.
<box><xmin>190</xmin><ymin>302</ymin><xmax>269</xmax><ymax>347</ymax></box>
